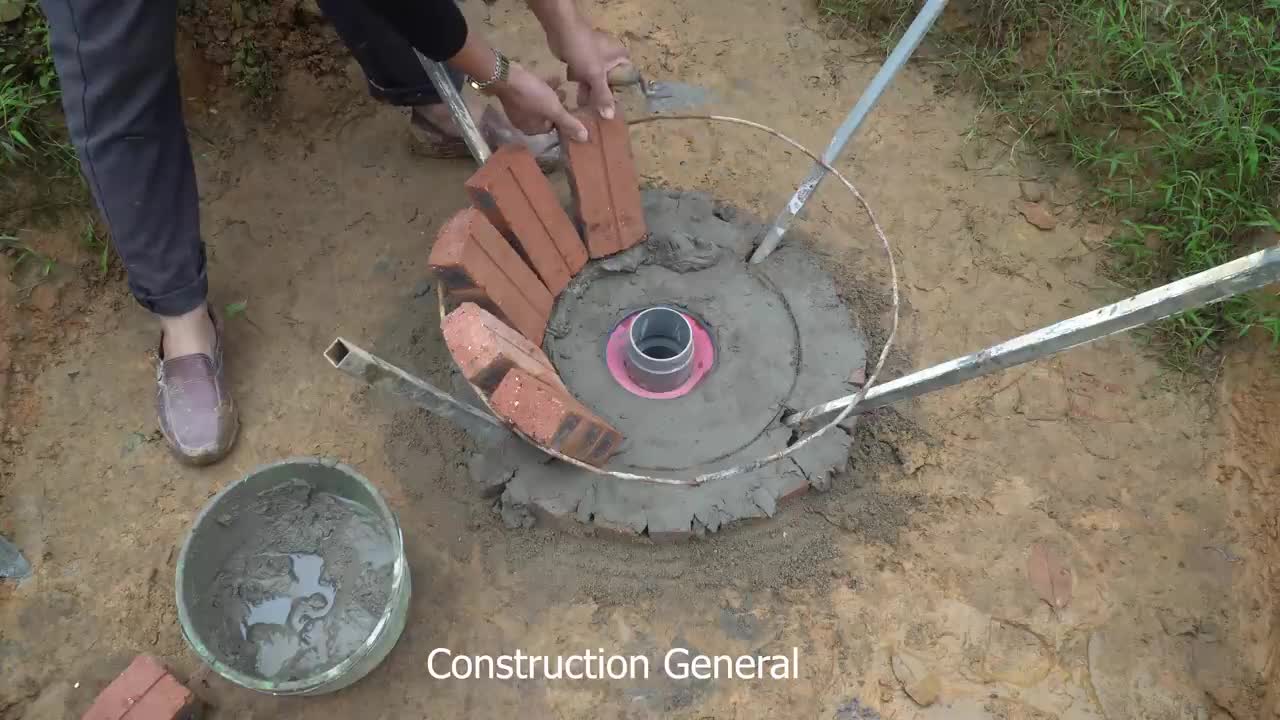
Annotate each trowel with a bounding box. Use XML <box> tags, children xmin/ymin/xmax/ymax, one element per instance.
<box><xmin>0</xmin><ymin>535</ymin><xmax>30</xmax><ymax>580</ymax></box>
<box><xmin>607</xmin><ymin>64</ymin><xmax>711</xmax><ymax>114</ymax></box>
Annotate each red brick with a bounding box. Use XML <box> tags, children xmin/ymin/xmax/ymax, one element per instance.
<box><xmin>466</xmin><ymin>145</ymin><xmax>586</xmax><ymax>294</ymax></box>
<box><xmin>83</xmin><ymin>655</ymin><xmax>200</xmax><ymax>720</ymax></box>
<box><xmin>648</xmin><ymin>529</ymin><xmax>694</xmax><ymax>544</ymax></box>
<box><xmin>443</xmin><ymin>302</ymin><xmax>566</xmax><ymax>394</ymax></box>
<box><xmin>490</xmin><ymin>369</ymin><xmax>623</xmax><ymax>465</ymax></box>
<box><xmin>778</xmin><ymin>474</ymin><xmax>812</xmax><ymax>504</ymax></box>
<box><xmin>121</xmin><ymin>675</ymin><xmax>197</xmax><ymax>720</ymax></box>
<box><xmin>564</xmin><ymin>108</ymin><xmax>647</xmax><ymax>258</ymax></box>
<box><xmin>429</xmin><ymin>207</ymin><xmax>552</xmax><ymax>344</ymax></box>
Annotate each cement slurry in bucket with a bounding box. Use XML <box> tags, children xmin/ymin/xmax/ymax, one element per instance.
<box><xmin>196</xmin><ymin>479</ymin><xmax>394</xmax><ymax>683</ymax></box>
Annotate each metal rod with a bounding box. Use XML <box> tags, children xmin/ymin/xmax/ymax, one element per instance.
<box><xmin>415</xmin><ymin>50</ymin><xmax>491</xmax><ymax>165</ymax></box>
<box><xmin>750</xmin><ymin>0</ymin><xmax>949</xmax><ymax>264</ymax></box>
<box><xmin>325</xmin><ymin>337</ymin><xmax>510</xmax><ymax>446</ymax></box>
<box><xmin>783</xmin><ymin>246</ymin><xmax>1280</xmax><ymax>426</ymax></box>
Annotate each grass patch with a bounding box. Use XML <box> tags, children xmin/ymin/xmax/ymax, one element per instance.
<box><xmin>819</xmin><ymin>0</ymin><xmax>1280</xmax><ymax>368</ymax></box>
<box><xmin>1</xmin><ymin>63</ymin><xmax>61</xmax><ymax>167</ymax></box>
<box><xmin>2</xmin><ymin>1</ymin><xmax>102</xmax><ymax>286</ymax></box>
<box><xmin>232</xmin><ymin>38</ymin><xmax>276</xmax><ymax>108</ymax></box>
<box><xmin>0</xmin><ymin>232</ymin><xmax>55</xmax><ymax>279</ymax></box>
<box><xmin>80</xmin><ymin>216</ymin><xmax>115</xmax><ymax>278</ymax></box>
<box><xmin>0</xmin><ymin>231</ymin><xmax>57</xmax><ymax>301</ymax></box>
<box><xmin>0</xmin><ymin>3</ymin><xmax>76</xmax><ymax>173</ymax></box>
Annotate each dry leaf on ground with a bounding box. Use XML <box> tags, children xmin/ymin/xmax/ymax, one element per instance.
<box><xmin>891</xmin><ymin>650</ymin><xmax>941</xmax><ymax>707</ymax></box>
<box><xmin>1017</xmin><ymin>201</ymin><xmax>1058</xmax><ymax>230</ymax></box>
<box><xmin>1027</xmin><ymin>542</ymin><xmax>1072</xmax><ymax>609</ymax></box>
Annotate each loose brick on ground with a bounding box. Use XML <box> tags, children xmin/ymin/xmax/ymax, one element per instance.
<box><xmin>564</xmin><ymin>108</ymin><xmax>647</xmax><ymax>258</ymax></box>
<box><xmin>465</xmin><ymin>145</ymin><xmax>586</xmax><ymax>294</ymax></box>
<box><xmin>429</xmin><ymin>207</ymin><xmax>553</xmax><ymax>344</ymax></box>
<box><xmin>490</xmin><ymin>369</ymin><xmax>623</xmax><ymax>465</ymax></box>
<box><xmin>83</xmin><ymin>655</ymin><xmax>199</xmax><ymax>720</ymax></box>
<box><xmin>443</xmin><ymin>302</ymin><xmax>566</xmax><ymax>394</ymax></box>
<box><xmin>777</xmin><ymin>472</ymin><xmax>811</xmax><ymax>504</ymax></box>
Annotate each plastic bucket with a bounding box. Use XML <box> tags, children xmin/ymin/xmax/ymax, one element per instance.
<box><xmin>175</xmin><ymin>457</ymin><xmax>410</xmax><ymax>695</ymax></box>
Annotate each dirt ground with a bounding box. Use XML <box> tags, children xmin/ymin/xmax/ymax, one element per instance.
<box><xmin>2</xmin><ymin>0</ymin><xmax>1278</xmax><ymax>718</ymax></box>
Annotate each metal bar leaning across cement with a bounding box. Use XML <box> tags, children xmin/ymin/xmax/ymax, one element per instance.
<box><xmin>325</xmin><ymin>337</ymin><xmax>511</xmax><ymax>446</ymax></box>
<box><xmin>749</xmin><ymin>0</ymin><xmax>949</xmax><ymax>264</ymax></box>
<box><xmin>783</xmin><ymin>246</ymin><xmax>1280</xmax><ymax>426</ymax></box>
<box><xmin>416</xmin><ymin>50</ymin><xmax>491</xmax><ymax>165</ymax></box>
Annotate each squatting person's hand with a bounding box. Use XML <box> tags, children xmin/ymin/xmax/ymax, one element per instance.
<box><xmin>549</xmin><ymin>26</ymin><xmax>630</xmax><ymax>120</ymax></box>
<box><xmin>493</xmin><ymin>62</ymin><xmax>589</xmax><ymax>142</ymax></box>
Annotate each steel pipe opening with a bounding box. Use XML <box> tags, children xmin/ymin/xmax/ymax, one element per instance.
<box><xmin>625</xmin><ymin>306</ymin><xmax>695</xmax><ymax>393</ymax></box>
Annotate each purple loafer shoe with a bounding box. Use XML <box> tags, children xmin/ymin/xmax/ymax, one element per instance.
<box><xmin>155</xmin><ymin>310</ymin><xmax>238</xmax><ymax>466</ymax></box>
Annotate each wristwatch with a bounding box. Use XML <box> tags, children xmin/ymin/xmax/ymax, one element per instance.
<box><xmin>469</xmin><ymin>50</ymin><xmax>511</xmax><ymax>96</ymax></box>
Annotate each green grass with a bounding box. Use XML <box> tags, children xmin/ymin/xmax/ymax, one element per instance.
<box><xmin>1</xmin><ymin>63</ymin><xmax>58</xmax><ymax>167</ymax></box>
<box><xmin>0</xmin><ymin>4</ymin><xmax>75</xmax><ymax>171</ymax></box>
<box><xmin>0</xmin><ymin>232</ymin><xmax>56</xmax><ymax>289</ymax></box>
<box><xmin>80</xmin><ymin>217</ymin><xmax>114</xmax><ymax>277</ymax></box>
<box><xmin>819</xmin><ymin>0</ymin><xmax>1280</xmax><ymax>369</ymax></box>
<box><xmin>232</xmin><ymin>39</ymin><xmax>276</xmax><ymax>108</ymax></box>
<box><xmin>2</xmin><ymin>2</ymin><xmax>103</xmax><ymax>286</ymax></box>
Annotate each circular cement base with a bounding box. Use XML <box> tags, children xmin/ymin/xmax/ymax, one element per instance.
<box><xmin>469</xmin><ymin>190</ymin><xmax>867</xmax><ymax>541</ymax></box>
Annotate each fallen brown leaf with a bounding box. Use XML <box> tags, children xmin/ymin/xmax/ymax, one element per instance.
<box><xmin>891</xmin><ymin>650</ymin><xmax>941</xmax><ymax>707</ymax></box>
<box><xmin>1018</xmin><ymin>201</ymin><xmax>1058</xmax><ymax>230</ymax></box>
<box><xmin>1082</xmin><ymin>222</ymin><xmax>1112</xmax><ymax>249</ymax></box>
<box><xmin>1027</xmin><ymin>542</ymin><xmax>1072</xmax><ymax>610</ymax></box>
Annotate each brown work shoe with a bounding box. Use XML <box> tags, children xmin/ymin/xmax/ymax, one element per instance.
<box><xmin>155</xmin><ymin>309</ymin><xmax>238</xmax><ymax>466</ymax></box>
<box><xmin>409</xmin><ymin>104</ymin><xmax>561</xmax><ymax>172</ymax></box>
<box><xmin>408</xmin><ymin>105</ymin><xmax>472</xmax><ymax>160</ymax></box>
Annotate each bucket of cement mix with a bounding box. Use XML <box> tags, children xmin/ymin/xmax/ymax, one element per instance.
<box><xmin>175</xmin><ymin>457</ymin><xmax>410</xmax><ymax>695</ymax></box>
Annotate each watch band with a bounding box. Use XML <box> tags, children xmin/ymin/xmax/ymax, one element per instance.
<box><xmin>469</xmin><ymin>50</ymin><xmax>510</xmax><ymax>95</ymax></box>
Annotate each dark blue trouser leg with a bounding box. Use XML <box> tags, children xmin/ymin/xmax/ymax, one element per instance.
<box><xmin>318</xmin><ymin>0</ymin><xmax>464</xmax><ymax>106</ymax></box>
<box><xmin>40</xmin><ymin>0</ymin><xmax>460</xmax><ymax>316</ymax></box>
<box><xmin>41</xmin><ymin>0</ymin><xmax>207</xmax><ymax>316</ymax></box>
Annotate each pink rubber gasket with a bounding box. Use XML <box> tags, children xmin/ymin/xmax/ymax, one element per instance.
<box><xmin>605</xmin><ymin>310</ymin><xmax>715</xmax><ymax>399</ymax></box>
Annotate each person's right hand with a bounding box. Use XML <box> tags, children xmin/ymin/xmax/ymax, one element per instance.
<box><xmin>492</xmin><ymin>62</ymin><xmax>589</xmax><ymax>143</ymax></box>
<box><xmin>549</xmin><ymin>27</ymin><xmax>630</xmax><ymax>120</ymax></box>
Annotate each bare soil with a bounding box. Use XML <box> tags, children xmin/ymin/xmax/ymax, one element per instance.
<box><xmin>2</xmin><ymin>1</ymin><xmax>1278</xmax><ymax>718</ymax></box>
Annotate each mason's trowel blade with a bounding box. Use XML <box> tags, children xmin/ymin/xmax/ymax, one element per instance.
<box><xmin>607</xmin><ymin>66</ymin><xmax>713</xmax><ymax>114</ymax></box>
<box><xmin>644</xmin><ymin>80</ymin><xmax>713</xmax><ymax>114</ymax></box>
<box><xmin>0</xmin><ymin>536</ymin><xmax>30</xmax><ymax>580</ymax></box>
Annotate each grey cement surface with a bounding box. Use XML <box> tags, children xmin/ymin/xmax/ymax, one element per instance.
<box><xmin>643</xmin><ymin>80</ymin><xmax>714</xmax><ymax>114</ymax></box>
<box><xmin>474</xmin><ymin>190</ymin><xmax>867</xmax><ymax>540</ymax></box>
<box><xmin>194</xmin><ymin>479</ymin><xmax>395</xmax><ymax>681</ymax></box>
<box><xmin>547</xmin><ymin>206</ymin><xmax>797</xmax><ymax>469</ymax></box>
<box><xmin>0</xmin><ymin>536</ymin><xmax>30</xmax><ymax>579</ymax></box>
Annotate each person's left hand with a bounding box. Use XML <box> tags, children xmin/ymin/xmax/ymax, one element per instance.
<box><xmin>547</xmin><ymin>26</ymin><xmax>630</xmax><ymax>119</ymax></box>
<box><xmin>492</xmin><ymin>62</ymin><xmax>589</xmax><ymax>142</ymax></box>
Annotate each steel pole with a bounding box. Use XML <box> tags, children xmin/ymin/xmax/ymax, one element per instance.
<box><xmin>325</xmin><ymin>337</ymin><xmax>510</xmax><ymax>446</ymax></box>
<box><xmin>782</xmin><ymin>246</ymin><xmax>1280</xmax><ymax>425</ymax></box>
<box><xmin>750</xmin><ymin>0</ymin><xmax>949</xmax><ymax>263</ymax></box>
<box><xmin>415</xmin><ymin>51</ymin><xmax>491</xmax><ymax>166</ymax></box>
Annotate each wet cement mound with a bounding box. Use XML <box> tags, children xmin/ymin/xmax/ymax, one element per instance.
<box><xmin>479</xmin><ymin>190</ymin><xmax>867</xmax><ymax>540</ymax></box>
<box><xmin>369</xmin><ymin>186</ymin><xmax>921</xmax><ymax>593</ymax></box>
<box><xmin>193</xmin><ymin>480</ymin><xmax>394</xmax><ymax>682</ymax></box>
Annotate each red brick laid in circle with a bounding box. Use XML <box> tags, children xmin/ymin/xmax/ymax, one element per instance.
<box><xmin>429</xmin><ymin>207</ymin><xmax>553</xmax><ymax>345</ymax></box>
<box><xmin>490</xmin><ymin>368</ymin><xmax>623</xmax><ymax>465</ymax></box>
<box><xmin>465</xmin><ymin>144</ymin><xmax>587</xmax><ymax>295</ymax></box>
<box><xmin>82</xmin><ymin>654</ymin><xmax>200</xmax><ymax>720</ymax></box>
<box><xmin>443</xmin><ymin>302</ymin><xmax>566</xmax><ymax>394</ymax></box>
<box><xmin>564</xmin><ymin>108</ymin><xmax>647</xmax><ymax>258</ymax></box>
